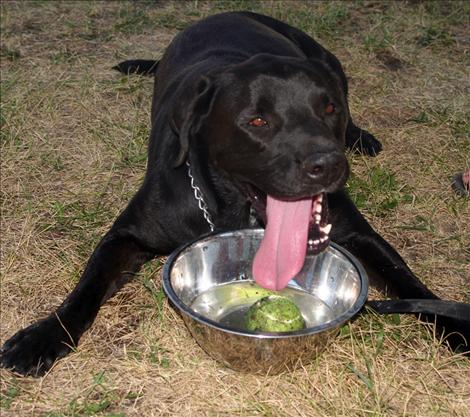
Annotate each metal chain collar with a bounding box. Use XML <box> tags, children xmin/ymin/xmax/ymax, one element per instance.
<box><xmin>186</xmin><ymin>160</ymin><xmax>215</xmax><ymax>232</ymax></box>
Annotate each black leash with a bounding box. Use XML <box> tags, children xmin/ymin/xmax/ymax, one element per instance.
<box><xmin>366</xmin><ymin>299</ymin><xmax>470</xmax><ymax>321</ymax></box>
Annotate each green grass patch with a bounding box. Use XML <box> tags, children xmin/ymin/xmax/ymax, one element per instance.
<box><xmin>42</xmin><ymin>371</ymin><xmax>125</xmax><ymax>417</ymax></box>
<box><xmin>0</xmin><ymin>46</ymin><xmax>21</xmax><ymax>61</ymax></box>
<box><xmin>346</xmin><ymin>166</ymin><xmax>414</xmax><ymax>216</ymax></box>
<box><xmin>416</xmin><ymin>26</ymin><xmax>456</xmax><ymax>48</ymax></box>
<box><xmin>422</xmin><ymin>0</ymin><xmax>470</xmax><ymax>25</ymax></box>
<box><xmin>141</xmin><ymin>270</ymin><xmax>166</xmax><ymax>320</ymax></box>
<box><xmin>40</xmin><ymin>199</ymin><xmax>113</xmax><ymax>234</ymax></box>
<box><xmin>0</xmin><ymin>103</ymin><xmax>23</xmax><ymax>149</ymax></box>
<box><xmin>40</xmin><ymin>149</ymin><xmax>66</xmax><ymax>171</ymax></box>
<box><xmin>211</xmin><ymin>0</ymin><xmax>264</xmax><ymax>13</ymax></box>
<box><xmin>51</xmin><ymin>48</ymin><xmax>79</xmax><ymax>65</ymax></box>
<box><xmin>118</xmin><ymin>121</ymin><xmax>150</xmax><ymax>168</ymax></box>
<box><xmin>396</xmin><ymin>214</ymin><xmax>436</xmax><ymax>233</ymax></box>
<box><xmin>0</xmin><ymin>385</ymin><xmax>19</xmax><ymax>410</ymax></box>
<box><xmin>152</xmin><ymin>11</ymin><xmax>195</xmax><ymax>31</ymax></box>
<box><xmin>106</xmin><ymin>75</ymin><xmax>149</xmax><ymax>95</ymax></box>
<box><xmin>363</xmin><ymin>29</ymin><xmax>392</xmax><ymax>53</ymax></box>
<box><xmin>279</xmin><ymin>3</ymin><xmax>349</xmax><ymax>38</ymax></box>
<box><xmin>113</xmin><ymin>7</ymin><xmax>153</xmax><ymax>34</ymax></box>
<box><xmin>409</xmin><ymin>107</ymin><xmax>470</xmax><ymax>139</ymax></box>
<box><xmin>126</xmin><ymin>344</ymin><xmax>170</xmax><ymax>368</ymax></box>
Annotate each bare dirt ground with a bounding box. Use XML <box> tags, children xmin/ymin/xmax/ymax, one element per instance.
<box><xmin>1</xmin><ymin>1</ymin><xmax>469</xmax><ymax>416</ymax></box>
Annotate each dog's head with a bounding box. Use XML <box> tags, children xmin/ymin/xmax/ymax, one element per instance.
<box><xmin>171</xmin><ymin>54</ymin><xmax>351</xmax><ymax>290</ymax></box>
<box><xmin>173</xmin><ymin>54</ymin><xmax>349</xmax><ymax>196</ymax></box>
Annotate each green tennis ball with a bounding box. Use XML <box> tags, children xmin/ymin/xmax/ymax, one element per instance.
<box><xmin>245</xmin><ymin>295</ymin><xmax>306</xmax><ymax>332</ymax></box>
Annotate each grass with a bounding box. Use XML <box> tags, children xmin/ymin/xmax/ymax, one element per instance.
<box><xmin>1</xmin><ymin>1</ymin><xmax>469</xmax><ymax>416</ymax></box>
<box><xmin>347</xmin><ymin>165</ymin><xmax>414</xmax><ymax>216</ymax></box>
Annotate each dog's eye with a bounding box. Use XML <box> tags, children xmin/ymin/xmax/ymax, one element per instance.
<box><xmin>248</xmin><ymin>117</ymin><xmax>268</xmax><ymax>127</ymax></box>
<box><xmin>325</xmin><ymin>103</ymin><xmax>335</xmax><ymax>114</ymax></box>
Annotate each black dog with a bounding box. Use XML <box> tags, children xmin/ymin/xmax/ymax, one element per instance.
<box><xmin>1</xmin><ymin>12</ymin><xmax>468</xmax><ymax>376</ymax></box>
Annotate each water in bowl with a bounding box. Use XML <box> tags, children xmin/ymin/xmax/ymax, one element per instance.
<box><xmin>190</xmin><ymin>281</ymin><xmax>334</xmax><ymax>331</ymax></box>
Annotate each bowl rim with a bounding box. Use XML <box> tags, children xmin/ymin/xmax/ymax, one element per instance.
<box><xmin>162</xmin><ymin>228</ymin><xmax>369</xmax><ymax>339</ymax></box>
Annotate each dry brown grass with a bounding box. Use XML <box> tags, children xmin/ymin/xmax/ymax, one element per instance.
<box><xmin>1</xmin><ymin>1</ymin><xmax>469</xmax><ymax>416</ymax></box>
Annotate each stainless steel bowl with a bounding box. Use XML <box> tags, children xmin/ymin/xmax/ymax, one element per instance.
<box><xmin>163</xmin><ymin>229</ymin><xmax>368</xmax><ymax>374</ymax></box>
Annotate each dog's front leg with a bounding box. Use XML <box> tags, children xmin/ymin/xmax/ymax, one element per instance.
<box><xmin>0</xmin><ymin>223</ymin><xmax>155</xmax><ymax>377</ymax></box>
<box><xmin>329</xmin><ymin>191</ymin><xmax>470</xmax><ymax>354</ymax></box>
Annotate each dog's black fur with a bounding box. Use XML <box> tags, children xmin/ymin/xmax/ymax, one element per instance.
<box><xmin>1</xmin><ymin>12</ymin><xmax>468</xmax><ymax>376</ymax></box>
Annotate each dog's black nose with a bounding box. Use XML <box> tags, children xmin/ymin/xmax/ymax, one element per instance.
<box><xmin>302</xmin><ymin>152</ymin><xmax>346</xmax><ymax>182</ymax></box>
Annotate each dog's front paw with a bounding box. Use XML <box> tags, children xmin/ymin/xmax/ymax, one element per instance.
<box><xmin>0</xmin><ymin>316</ymin><xmax>75</xmax><ymax>377</ymax></box>
<box><xmin>348</xmin><ymin>130</ymin><xmax>383</xmax><ymax>156</ymax></box>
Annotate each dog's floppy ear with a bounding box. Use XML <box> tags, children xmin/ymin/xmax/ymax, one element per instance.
<box><xmin>171</xmin><ymin>76</ymin><xmax>218</xmax><ymax>167</ymax></box>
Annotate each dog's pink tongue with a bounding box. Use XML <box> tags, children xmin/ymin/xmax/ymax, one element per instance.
<box><xmin>252</xmin><ymin>196</ymin><xmax>313</xmax><ymax>290</ymax></box>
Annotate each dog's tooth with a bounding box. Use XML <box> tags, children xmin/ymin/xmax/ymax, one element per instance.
<box><xmin>313</xmin><ymin>239</ymin><xmax>320</xmax><ymax>245</ymax></box>
<box><xmin>317</xmin><ymin>194</ymin><xmax>323</xmax><ymax>204</ymax></box>
<box><xmin>321</xmin><ymin>224</ymin><xmax>332</xmax><ymax>235</ymax></box>
<box><xmin>308</xmin><ymin>239</ymin><xmax>314</xmax><ymax>246</ymax></box>
<box><xmin>312</xmin><ymin>195</ymin><xmax>322</xmax><ymax>215</ymax></box>
<box><xmin>315</xmin><ymin>214</ymin><xmax>321</xmax><ymax>223</ymax></box>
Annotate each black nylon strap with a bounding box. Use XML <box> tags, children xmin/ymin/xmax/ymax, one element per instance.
<box><xmin>366</xmin><ymin>299</ymin><xmax>470</xmax><ymax>321</ymax></box>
